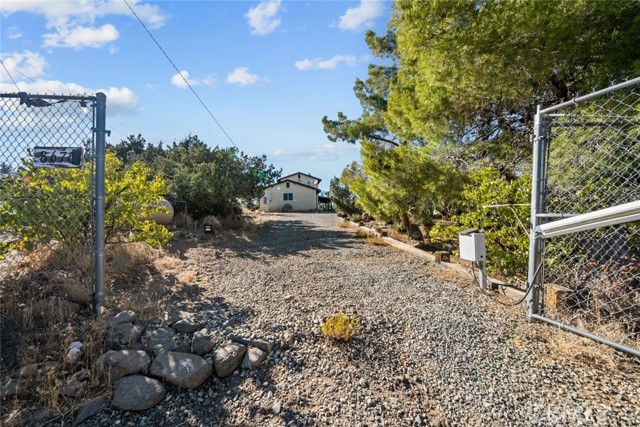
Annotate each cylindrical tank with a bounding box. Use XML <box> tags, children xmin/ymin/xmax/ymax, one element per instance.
<box><xmin>151</xmin><ymin>199</ymin><xmax>175</xmax><ymax>225</ymax></box>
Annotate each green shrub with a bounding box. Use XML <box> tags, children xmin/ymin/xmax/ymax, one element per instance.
<box><xmin>321</xmin><ymin>312</ymin><xmax>360</xmax><ymax>341</ymax></box>
<box><xmin>430</xmin><ymin>167</ymin><xmax>530</xmax><ymax>277</ymax></box>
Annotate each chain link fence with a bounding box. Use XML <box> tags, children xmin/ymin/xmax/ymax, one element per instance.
<box><xmin>0</xmin><ymin>92</ymin><xmax>106</xmax><ymax>316</ymax></box>
<box><xmin>527</xmin><ymin>78</ymin><xmax>640</xmax><ymax>356</ymax></box>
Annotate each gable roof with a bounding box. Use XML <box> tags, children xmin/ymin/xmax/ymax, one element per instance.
<box><xmin>264</xmin><ymin>179</ymin><xmax>321</xmax><ymax>194</ymax></box>
<box><xmin>280</xmin><ymin>171</ymin><xmax>322</xmax><ymax>184</ymax></box>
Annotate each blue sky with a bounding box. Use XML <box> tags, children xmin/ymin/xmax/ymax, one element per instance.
<box><xmin>0</xmin><ymin>0</ymin><xmax>392</xmax><ymax>190</ymax></box>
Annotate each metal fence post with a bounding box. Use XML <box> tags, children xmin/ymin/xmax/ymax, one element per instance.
<box><xmin>526</xmin><ymin>105</ymin><xmax>547</xmax><ymax>318</ymax></box>
<box><xmin>94</xmin><ymin>92</ymin><xmax>106</xmax><ymax>313</ymax></box>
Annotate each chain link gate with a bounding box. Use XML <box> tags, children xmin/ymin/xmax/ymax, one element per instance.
<box><xmin>526</xmin><ymin>78</ymin><xmax>640</xmax><ymax>356</ymax></box>
<box><xmin>0</xmin><ymin>92</ymin><xmax>106</xmax><ymax>313</ymax></box>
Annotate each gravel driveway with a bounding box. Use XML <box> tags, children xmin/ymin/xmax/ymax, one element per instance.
<box><xmin>85</xmin><ymin>212</ymin><xmax>640</xmax><ymax>427</ymax></box>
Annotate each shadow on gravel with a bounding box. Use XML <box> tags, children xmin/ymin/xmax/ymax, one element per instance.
<box><xmin>214</xmin><ymin>217</ymin><xmax>358</xmax><ymax>260</ymax></box>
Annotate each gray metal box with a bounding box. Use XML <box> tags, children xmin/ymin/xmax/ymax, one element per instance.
<box><xmin>458</xmin><ymin>231</ymin><xmax>486</xmax><ymax>262</ymax></box>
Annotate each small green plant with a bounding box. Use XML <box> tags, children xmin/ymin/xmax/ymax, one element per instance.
<box><xmin>355</xmin><ymin>229</ymin><xmax>368</xmax><ymax>238</ymax></box>
<box><xmin>321</xmin><ymin>312</ymin><xmax>360</xmax><ymax>341</ymax></box>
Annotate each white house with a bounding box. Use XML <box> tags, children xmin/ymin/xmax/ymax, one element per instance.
<box><xmin>260</xmin><ymin>172</ymin><xmax>322</xmax><ymax>212</ymax></box>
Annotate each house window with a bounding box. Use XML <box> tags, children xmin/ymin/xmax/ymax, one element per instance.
<box><xmin>283</xmin><ymin>193</ymin><xmax>293</xmax><ymax>201</ymax></box>
<box><xmin>286</xmin><ymin>182</ymin><xmax>290</xmax><ymax>188</ymax></box>
<box><xmin>307</xmin><ymin>181</ymin><xmax>311</xmax><ymax>186</ymax></box>
<box><xmin>263</xmin><ymin>197</ymin><xmax>268</xmax><ymax>204</ymax></box>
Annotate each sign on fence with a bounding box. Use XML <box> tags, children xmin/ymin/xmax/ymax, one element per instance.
<box><xmin>33</xmin><ymin>146</ymin><xmax>84</xmax><ymax>169</ymax></box>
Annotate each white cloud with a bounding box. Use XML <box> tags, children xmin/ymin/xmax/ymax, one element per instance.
<box><xmin>8</xmin><ymin>25</ymin><xmax>23</xmax><ymax>40</ymax></box>
<box><xmin>245</xmin><ymin>0</ymin><xmax>282</xmax><ymax>36</ymax></box>
<box><xmin>171</xmin><ymin>70</ymin><xmax>197</xmax><ymax>89</ymax></box>
<box><xmin>294</xmin><ymin>54</ymin><xmax>360</xmax><ymax>71</ymax></box>
<box><xmin>273</xmin><ymin>143</ymin><xmax>359</xmax><ymax>162</ymax></box>
<box><xmin>338</xmin><ymin>0</ymin><xmax>384</xmax><ymax>31</ymax></box>
<box><xmin>99</xmin><ymin>86</ymin><xmax>139</xmax><ymax>114</ymax></box>
<box><xmin>0</xmin><ymin>0</ymin><xmax>168</xmax><ymax>49</ymax></box>
<box><xmin>226</xmin><ymin>67</ymin><xmax>261</xmax><ymax>86</ymax></box>
<box><xmin>0</xmin><ymin>80</ymin><xmax>139</xmax><ymax>115</ymax></box>
<box><xmin>43</xmin><ymin>24</ymin><xmax>119</xmax><ymax>49</ymax></box>
<box><xmin>0</xmin><ymin>51</ymin><xmax>47</xmax><ymax>83</ymax></box>
<box><xmin>171</xmin><ymin>70</ymin><xmax>216</xmax><ymax>89</ymax></box>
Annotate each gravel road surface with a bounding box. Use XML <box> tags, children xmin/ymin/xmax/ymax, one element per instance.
<box><xmin>83</xmin><ymin>212</ymin><xmax>640</xmax><ymax>427</ymax></box>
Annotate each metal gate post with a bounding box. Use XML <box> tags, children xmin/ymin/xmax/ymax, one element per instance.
<box><xmin>526</xmin><ymin>105</ymin><xmax>548</xmax><ymax>318</ymax></box>
<box><xmin>94</xmin><ymin>92</ymin><xmax>106</xmax><ymax>313</ymax></box>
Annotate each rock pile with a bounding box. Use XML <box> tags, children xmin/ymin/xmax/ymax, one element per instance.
<box><xmin>94</xmin><ymin>310</ymin><xmax>273</xmax><ymax>417</ymax></box>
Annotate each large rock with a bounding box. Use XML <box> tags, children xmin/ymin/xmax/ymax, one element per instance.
<box><xmin>111</xmin><ymin>310</ymin><xmax>137</xmax><ymax>325</ymax></box>
<box><xmin>213</xmin><ymin>343</ymin><xmax>246</xmax><ymax>378</ymax></box>
<box><xmin>192</xmin><ymin>329</ymin><xmax>217</xmax><ymax>356</ymax></box>
<box><xmin>66</xmin><ymin>341</ymin><xmax>83</xmax><ymax>365</ymax></box>
<box><xmin>73</xmin><ymin>397</ymin><xmax>108</xmax><ymax>426</ymax></box>
<box><xmin>166</xmin><ymin>310</ymin><xmax>193</xmax><ymax>326</ymax></box>
<box><xmin>108</xmin><ymin>323</ymin><xmax>145</xmax><ymax>348</ymax></box>
<box><xmin>97</xmin><ymin>350</ymin><xmax>151</xmax><ymax>384</ymax></box>
<box><xmin>111</xmin><ymin>375</ymin><xmax>165</xmax><ymax>411</ymax></box>
<box><xmin>59</xmin><ymin>378</ymin><xmax>86</xmax><ymax>397</ymax></box>
<box><xmin>230</xmin><ymin>335</ymin><xmax>273</xmax><ymax>353</ymax></box>
<box><xmin>173</xmin><ymin>318</ymin><xmax>204</xmax><ymax>333</ymax></box>
<box><xmin>150</xmin><ymin>351</ymin><xmax>212</xmax><ymax>389</ymax></box>
<box><xmin>143</xmin><ymin>327</ymin><xmax>176</xmax><ymax>355</ymax></box>
<box><xmin>0</xmin><ymin>378</ymin><xmax>25</xmax><ymax>399</ymax></box>
<box><xmin>241</xmin><ymin>346</ymin><xmax>267</xmax><ymax>369</ymax></box>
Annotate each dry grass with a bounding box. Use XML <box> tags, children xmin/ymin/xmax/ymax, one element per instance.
<box><xmin>355</xmin><ymin>229</ymin><xmax>368</xmax><ymax>239</ymax></box>
<box><xmin>0</xmin><ymin>237</ymin><xmax>185</xmax><ymax>426</ymax></box>
<box><xmin>1</xmin><ymin>314</ymin><xmax>110</xmax><ymax>425</ymax></box>
<box><xmin>338</xmin><ymin>218</ymin><xmax>351</xmax><ymax>228</ymax></box>
<box><xmin>366</xmin><ymin>235</ymin><xmax>387</xmax><ymax>246</ymax></box>
<box><xmin>106</xmin><ymin>242</ymin><xmax>163</xmax><ymax>276</ymax></box>
<box><xmin>17</xmin><ymin>241</ymin><xmax>92</xmax><ymax>273</ymax></box>
<box><xmin>152</xmin><ymin>255</ymin><xmax>182</xmax><ymax>274</ymax></box>
<box><xmin>513</xmin><ymin>321</ymin><xmax>638</xmax><ymax>372</ymax></box>
<box><xmin>177</xmin><ymin>270</ymin><xmax>198</xmax><ymax>284</ymax></box>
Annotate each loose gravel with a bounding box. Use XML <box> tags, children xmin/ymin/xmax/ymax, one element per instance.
<box><xmin>82</xmin><ymin>212</ymin><xmax>640</xmax><ymax>427</ymax></box>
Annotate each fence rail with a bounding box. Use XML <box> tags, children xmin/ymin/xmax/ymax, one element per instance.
<box><xmin>527</xmin><ymin>77</ymin><xmax>640</xmax><ymax>356</ymax></box>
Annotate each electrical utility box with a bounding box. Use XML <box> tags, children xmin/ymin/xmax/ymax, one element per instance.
<box><xmin>458</xmin><ymin>229</ymin><xmax>486</xmax><ymax>262</ymax></box>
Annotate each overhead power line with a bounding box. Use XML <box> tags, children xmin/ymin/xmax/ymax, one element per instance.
<box><xmin>1</xmin><ymin>60</ymin><xmax>21</xmax><ymax>92</ymax></box>
<box><xmin>123</xmin><ymin>0</ymin><xmax>237</xmax><ymax>148</ymax></box>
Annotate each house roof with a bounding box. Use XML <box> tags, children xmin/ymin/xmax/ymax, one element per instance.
<box><xmin>264</xmin><ymin>179</ymin><xmax>321</xmax><ymax>194</ymax></box>
<box><xmin>280</xmin><ymin>171</ymin><xmax>322</xmax><ymax>183</ymax></box>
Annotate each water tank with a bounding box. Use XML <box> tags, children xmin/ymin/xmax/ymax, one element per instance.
<box><xmin>151</xmin><ymin>199</ymin><xmax>175</xmax><ymax>225</ymax></box>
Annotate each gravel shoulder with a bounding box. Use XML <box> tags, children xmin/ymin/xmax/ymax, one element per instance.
<box><xmin>86</xmin><ymin>212</ymin><xmax>640</xmax><ymax>427</ymax></box>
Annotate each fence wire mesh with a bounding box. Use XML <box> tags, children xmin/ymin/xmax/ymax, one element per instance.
<box><xmin>0</xmin><ymin>93</ymin><xmax>97</xmax><ymax>316</ymax></box>
<box><xmin>537</xmin><ymin>81</ymin><xmax>640</xmax><ymax>351</ymax></box>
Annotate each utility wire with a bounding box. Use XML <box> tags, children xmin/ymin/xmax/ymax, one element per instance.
<box><xmin>123</xmin><ymin>0</ymin><xmax>237</xmax><ymax>148</ymax></box>
<box><xmin>12</xmin><ymin>66</ymin><xmax>38</xmax><ymax>84</ymax></box>
<box><xmin>1</xmin><ymin>60</ymin><xmax>21</xmax><ymax>92</ymax></box>
<box><xmin>1</xmin><ymin>60</ymin><xmax>64</xmax><ymax>97</ymax></box>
